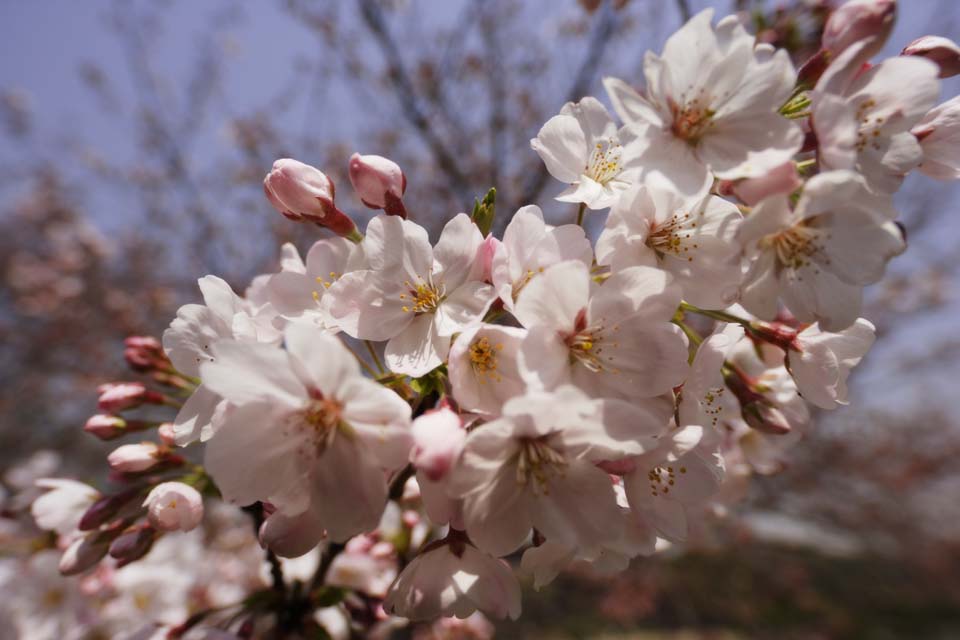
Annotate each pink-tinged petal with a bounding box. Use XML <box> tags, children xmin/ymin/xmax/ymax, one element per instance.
<box><xmin>198</xmin><ymin>275</ymin><xmax>243</xmax><ymax>325</ymax></box>
<box><xmin>602</xmin><ymin>76</ymin><xmax>663</xmax><ymax>126</ymax></box>
<box><xmin>203</xmin><ymin>403</ymin><xmax>311</xmax><ymax>514</ymax></box>
<box><xmin>384</xmin><ymin>313</ymin><xmax>447</xmax><ymax>377</ymax></box>
<box><xmin>779</xmin><ymin>266</ymin><xmax>863</xmax><ymax>332</ymax></box>
<box><xmin>163</xmin><ymin>303</ymin><xmax>231</xmax><ymax>378</ymax></box>
<box><xmin>731</xmin><ymin>162</ymin><xmax>802</xmax><ymax>206</ymax></box>
<box><xmin>201</xmin><ymin>340</ymin><xmax>303</xmax><ymax>408</ymax></box>
<box><xmin>513</xmin><ymin>260</ymin><xmax>588</xmax><ymax>332</ymax></box>
<box><xmin>284</xmin><ymin>322</ymin><xmax>358</xmax><ymax>394</ymax></box>
<box><xmin>531</xmin><ymin>114</ymin><xmax>587</xmax><ymax>184</ymax></box>
<box><xmin>312</xmin><ymin>437</ymin><xmax>388</xmax><ymax>541</ymax></box>
<box><xmin>265</xmin><ymin>271</ymin><xmax>315</xmax><ymax>317</ymax></box>
<box><xmin>323</xmin><ymin>270</ymin><xmax>413</xmax><ymax>341</ymax></box>
<box><xmin>517</xmin><ymin>325</ymin><xmax>573</xmax><ymax>392</ymax></box>
<box><xmin>700</xmin><ymin>112</ymin><xmax>803</xmax><ymax>179</ymax></box>
<box><xmin>434</xmin><ymin>281</ymin><xmax>497</xmax><ymax>337</ymax></box>
<box><xmin>338</xmin><ymin>377</ymin><xmax>412</xmax><ymax>470</ymax></box>
<box><xmin>172</xmin><ymin>383</ymin><xmax>222</xmax><ymax>445</ymax></box>
<box><xmin>588</xmin><ymin>265</ymin><xmax>682</xmax><ymax>324</ymax></box>
<box><xmin>434</xmin><ymin>213</ymin><xmax>485</xmax><ymax>289</ymax></box>
<box><xmin>259</xmin><ymin>508</ymin><xmax>326</xmax><ymax>558</ymax></box>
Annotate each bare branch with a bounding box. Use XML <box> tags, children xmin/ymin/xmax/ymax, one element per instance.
<box><xmin>357</xmin><ymin>0</ymin><xmax>472</xmax><ymax>200</ymax></box>
<box><xmin>513</xmin><ymin>0</ymin><xmax>618</xmax><ymax>210</ymax></box>
<box><xmin>677</xmin><ymin>0</ymin><xmax>693</xmax><ymax>23</ymax></box>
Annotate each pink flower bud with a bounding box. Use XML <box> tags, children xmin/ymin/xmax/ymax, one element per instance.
<box><xmin>728</xmin><ymin>162</ymin><xmax>802</xmax><ymax>206</ymax></box>
<box><xmin>349</xmin><ymin>153</ymin><xmax>407</xmax><ymax>218</ymax></box>
<box><xmin>78</xmin><ymin>486</ymin><xmax>141</xmax><ymax>530</ymax></box>
<box><xmin>902</xmin><ymin>35</ymin><xmax>960</xmax><ymax>78</ymax></box>
<box><xmin>107</xmin><ymin>443</ymin><xmax>161</xmax><ymax>473</ymax></box>
<box><xmin>143</xmin><ymin>482</ymin><xmax>203</xmax><ymax>532</ymax></box>
<box><xmin>96</xmin><ymin>382</ymin><xmax>165</xmax><ymax>413</ymax></box>
<box><xmin>59</xmin><ymin>535</ymin><xmax>109</xmax><ymax>575</ymax></box>
<box><xmin>478</xmin><ymin>235</ymin><xmax>500</xmax><ymax>284</ymax></box>
<box><xmin>108</xmin><ymin>525</ymin><xmax>156</xmax><ymax>566</ymax></box>
<box><xmin>84</xmin><ymin>414</ymin><xmax>128</xmax><ymax>440</ymax></box>
<box><xmin>123</xmin><ymin>336</ymin><xmax>169</xmax><ymax>373</ymax></box>
<box><xmin>263</xmin><ymin>158</ymin><xmax>361</xmax><ymax>240</ymax></box>
<box><xmin>823</xmin><ymin>0</ymin><xmax>896</xmax><ymax>57</ymax></box>
<box><xmin>410</xmin><ymin>408</ymin><xmax>466</xmax><ymax>482</ymax></box>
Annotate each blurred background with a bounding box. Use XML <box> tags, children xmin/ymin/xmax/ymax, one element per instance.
<box><xmin>1</xmin><ymin>0</ymin><xmax>959</xmax><ymax>637</ymax></box>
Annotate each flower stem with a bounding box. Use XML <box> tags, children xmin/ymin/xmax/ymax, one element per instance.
<box><xmin>575</xmin><ymin>202</ymin><xmax>586</xmax><ymax>227</ymax></box>
<box><xmin>365</xmin><ymin>340</ymin><xmax>386</xmax><ymax>374</ymax></box>
<box><xmin>339</xmin><ymin>337</ymin><xmax>378</xmax><ymax>377</ymax></box>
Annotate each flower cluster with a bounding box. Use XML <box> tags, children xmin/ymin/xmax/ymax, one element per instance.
<box><xmin>18</xmin><ymin>3</ymin><xmax>960</xmax><ymax>637</ymax></box>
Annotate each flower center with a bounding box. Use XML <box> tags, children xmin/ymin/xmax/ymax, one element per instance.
<box><xmin>648</xmin><ymin>463</ymin><xmax>687</xmax><ymax>497</ymax></box>
<box><xmin>670</xmin><ymin>98</ymin><xmax>715</xmax><ymax>145</ymax></box>
<box><xmin>854</xmin><ymin>97</ymin><xmax>885</xmax><ymax>153</ymax></box>
<box><xmin>699</xmin><ymin>386</ymin><xmax>726</xmax><ymax>427</ymax></box>
<box><xmin>647</xmin><ymin>213</ymin><xmax>700</xmax><ymax>262</ymax></box>
<box><xmin>469</xmin><ymin>336</ymin><xmax>503</xmax><ymax>384</ymax></box>
<box><xmin>290</xmin><ymin>392</ymin><xmax>346</xmax><ymax>458</ymax></box>
<box><xmin>400</xmin><ymin>278</ymin><xmax>444</xmax><ymax>314</ymax></box>
<box><xmin>585</xmin><ymin>139</ymin><xmax>623</xmax><ymax>184</ymax></box>
<box><xmin>511</xmin><ymin>267</ymin><xmax>544</xmax><ymax>301</ymax></box>
<box><xmin>763</xmin><ymin>223</ymin><xmax>825</xmax><ymax>270</ymax></box>
<box><xmin>516</xmin><ymin>437</ymin><xmax>567</xmax><ymax>494</ymax></box>
<box><xmin>312</xmin><ymin>271</ymin><xmax>341</xmax><ymax>302</ymax></box>
<box><xmin>564</xmin><ymin>309</ymin><xmax>619</xmax><ymax>374</ymax></box>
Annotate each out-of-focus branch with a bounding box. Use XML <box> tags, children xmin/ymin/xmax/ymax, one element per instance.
<box><xmin>478</xmin><ymin>0</ymin><xmax>508</xmax><ymax>196</ymax></box>
<box><xmin>677</xmin><ymin>0</ymin><xmax>692</xmax><ymax>23</ymax></box>
<box><xmin>514</xmin><ymin>0</ymin><xmax>618</xmax><ymax>210</ymax></box>
<box><xmin>357</xmin><ymin>0</ymin><xmax>472</xmax><ymax>200</ymax></box>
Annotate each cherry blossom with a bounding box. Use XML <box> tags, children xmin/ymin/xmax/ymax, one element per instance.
<box><xmin>603</xmin><ymin>9</ymin><xmax>803</xmax><ymax>196</ymax></box>
<box><xmin>325</xmin><ymin>214</ymin><xmax>496</xmax><ymax>377</ymax></box>
<box><xmin>531</xmin><ymin>96</ymin><xmax>644</xmax><ymax>210</ymax></box>
<box><xmin>596</xmin><ymin>182</ymin><xmax>743</xmax><ymax>308</ymax></box>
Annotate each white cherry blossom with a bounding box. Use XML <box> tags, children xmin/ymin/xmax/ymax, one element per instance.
<box><xmin>199</xmin><ymin>320</ymin><xmax>412</xmax><ymax>542</ymax></box>
<box><xmin>490</xmin><ymin>205</ymin><xmax>592</xmax><ymax>312</ymax></box>
<box><xmin>913</xmin><ymin>95</ymin><xmax>960</xmax><ymax>180</ymax></box>
<box><xmin>596</xmin><ymin>182</ymin><xmax>743</xmax><ymax>308</ymax></box>
<box><xmin>788</xmin><ymin>318</ymin><xmax>875</xmax><ymax>410</ymax></box>
<box><xmin>448</xmin><ymin>386</ymin><xmax>671</xmax><ymax>557</ymax></box>
<box><xmin>738</xmin><ymin>171</ymin><xmax>904</xmax><ymax>331</ymax></box>
<box><xmin>531</xmin><ymin>96</ymin><xmax>643</xmax><ymax>210</ymax></box>
<box><xmin>325</xmin><ymin>214</ymin><xmax>496</xmax><ymax>377</ymax></box>
<box><xmin>812</xmin><ymin>40</ymin><xmax>940</xmax><ymax>193</ymax></box>
<box><xmin>447</xmin><ymin>324</ymin><xmax>527</xmax><ymax>417</ymax></box>
<box><xmin>604</xmin><ymin>9</ymin><xmax>802</xmax><ymax>196</ymax></box>
<box><xmin>515</xmin><ymin>260</ymin><xmax>689</xmax><ymax>402</ymax></box>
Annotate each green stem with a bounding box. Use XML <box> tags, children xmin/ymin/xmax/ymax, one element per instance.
<box><xmin>364</xmin><ymin>340</ymin><xmax>385</xmax><ymax>374</ymax></box>
<box><xmin>575</xmin><ymin>202</ymin><xmax>586</xmax><ymax>227</ymax></box>
<box><xmin>339</xmin><ymin>337</ymin><xmax>378</xmax><ymax>377</ymax></box>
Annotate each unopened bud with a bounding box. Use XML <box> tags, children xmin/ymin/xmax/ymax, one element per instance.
<box><xmin>84</xmin><ymin>414</ymin><xmax>155</xmax><ymax>440</ymax></box>
<box><xmin>349</xmin><ymin>153</ymin><xmax>407</xmax><ymax>218</ymax></box>
<box><xmin>410</xmin><ymin>407</ymin><xmax>465</xmax><ymax>482</ymax></box>
<box><xmin>109</xmin><ymin>525</ymin><xmax>156</xmax><ymax>566</ymax></box>
<box><xmin>264</xmin><ymin>158</ymin><xmax>362</xmax><ymax>242</ymax></box>
<box><xmin>902</xmin><ymin>35</ymin><xmax>960</xmax><ymax>78</ymax></box>
<box><xmin>78</xmin><ymin>486</ymin><xmax>142</xmax><ymax>531</ymax></box>
<box><xmin>123</xmin><ymin>336</ymin><xmax>170</xmax><ymax>373</ymax></box>
<box><xmin>59</xmin><ymin>535</ymin><xmax>109</xmax><ymax>576</ymax></box>
<box><xmin>747</xmin><ymin>320</ymin><xmax>801</xmax><ymax>352</ymax></box>
<box><xmin>143</xmin><ymin>482</ymin><xmax>204</xmax><ymax>532</ymax></box>
<box><xmin>823</xmin><ymin>0</ymin><xmax>896</xmax><ymax>57</ymax></box>
<box><xmin>471</xmin><ymin>187</ymin><xmax>497</xmax><ymax>236</ymax></box>
<box><xmin>726</xmin><ymin>163</ymin><xmax>802</xmax><ymax>206</ymax></box>
<box><xmin>741</xmin><ymin>401</ymin><xmax>793</xmax><ymax>435</ymax></box>
<box><xmin>107</xmin><ymin>442</ymin><xmax>162</xmax><ymax>473</ymax></box>
<box><xmin>96</xmin><ymin>382</ymin><xmax>165</xmax><ymax>413</ymax></box>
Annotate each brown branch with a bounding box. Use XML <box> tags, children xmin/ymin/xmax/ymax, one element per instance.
<box><xmin>477</xmin><ymin>0</ymin><xmax>508</xmax><ymax>196</ymax></box>
<box><xmin>357</xmin><ymin>0</ymin><xmax>472</xmax><ymax>200</ymax></box>
<box><xmin>676</xmin><ymin>0</ymin><xmax>692</xmax><ymax>23</ymax></box>
<box><xmin>514</xmin><ymin>0</ymin><xmax>618</xmax><ymax>209</ymax></box>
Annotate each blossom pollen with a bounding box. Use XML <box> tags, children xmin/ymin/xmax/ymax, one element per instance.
<box><xmin>764</xmin><ymin>223</ymin><xmax>829</xmax><ymax>270</ymax></box>
<box><xmin>669</xmin><ymin>97</ymin><xmax>715</xmax><ymax>145</ymax></box>
<box><xmin>585</xmin><ymin>139</ymin><xmax>623</xmax><ymax>184</ymax></box>
<box><xmin>854</xmin><ymin>98</ymin><xmax>887</xmax><ymax>152</ymax></box>
<box><xmin>515</xmin><ymin>437</ymin><xmax>567</xmax><ymax>494</ymax></box>
<box><xmin>565</xmin><ymin>313</ymin><xmax>620</xmax><ymax>374</ymax></box>
<box><xmin>289</xmin><ymin>396</ymin><xmax>346</xmax><ymax>458</ymax></box>
<box><xmin>648</xmin><ymin>464</ymin><xmax>687</xmax><ymax>497</ymax></box>
<box><xmin>647</xmin><ymin>212</ymin><xmax>701</xmax><ymax>262</ymax></box>
<box><xmin>399</xmin><ymin>279</ymin><xmax>444</xmax><ymax>314</ymax></box>
<box><xmin>468</xmin><ymin>337</ymin><xmax>503</xmax><ymax>384</ymax></box>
